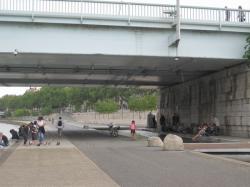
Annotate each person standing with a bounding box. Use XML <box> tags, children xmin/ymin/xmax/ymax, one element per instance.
<box><xmin>225</xmin><ymin>6</ymin><xmax>230</xmax><ymax>21</ymax></box>
<box><xmin>130</xmin><ymin>120</ymin><xmax>136</xmax><ymax>140</ymax></box>
<box><xmin>29</xmin><ymin>122</ymin><xmax>38</xmax><ymax>145</ymax></box>
<box><xmin>21</xmin><ymin>124</ymin><xmax>29</xmax><ymax>145</ymax></box>
<box><xmin>238</xmin><ymin>6</ymin><xmax>245</xmax><ymax>22</ymax></box>
<box><xmin>37</xmin><ymin>116</ymin><xmax>46</xmax><ymax>146</ymax></box>
<box><xmin>56</xmin><ymin>117</ymin><xmax>64</xmax><ymax>145</ymax></box>
<box><xmin>172</xmin><ymin>113</ymin><xmax>180</xmax><ymax>132</ymax></box>
<box><xmin>160</xmin><ymin>115</ymin><xmax>166</xmax><ymax>132</ymax></box>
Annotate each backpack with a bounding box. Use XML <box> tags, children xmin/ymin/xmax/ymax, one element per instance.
<box><xmin>58</xmin><ymin>120</ymin><xmax>62</xmax><ymax>126</ymax></box>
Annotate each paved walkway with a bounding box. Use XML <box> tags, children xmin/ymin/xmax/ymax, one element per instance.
<box><xmin>1</xmin><ymin>121</ymin><xmax>250</xmax><ymax>187</ymax></box>
<box><xmin>0</xmin><ymin>138</ymin><xmax>119</xmax><ymax>187</ymax></box>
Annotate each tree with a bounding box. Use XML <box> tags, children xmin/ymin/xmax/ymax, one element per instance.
<box><xmin>128</xmin><ymin>95</ymin><xmax>157</xmax><ymax>118</ymax></box>
<box><xmin>13</xmin><ymin>109</ymin><xmax>30</xmax><ymax>117</ymax></box>
<box><xmin>41</xmin><ymin>106</ymin><xmax>53</xmax><ymax>116</ymax></box>
<box><xmin>144</xmin><ymin>95</ymin><xmax>157</xmax><ymax>111</ymax></box>
<box><xmin>0</xmin><ymin>86</ymin><xmax>158</xmax><ymax>116</ymax></box>
<box><xmin>95</xmin><ymin>100</ymin><xmax>119</xmax><ymax>114</ymax></box>
<box><xmin>244</xmin><ymin>35</ymin><xmax>250</xmax><ymax>59</ymax></box>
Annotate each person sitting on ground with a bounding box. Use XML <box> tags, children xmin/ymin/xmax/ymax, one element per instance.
<box><xmin>192</xmin><ymin>123</ymin><xmax>208</xmax><ymax>141</ymax></box>
<box><xmin>205</xmin><ymin>123</ymin><xmax>216</xmax><ymax>136</ymax></box>
<box><xmin>130</xmin><ymin>120</ymin><xmax>137</xmax><ymax>140</ymax></box>
<box><xmin>0</xmin><ymin>132</ymin><xmax>9</xmax><ymax>147</ymax></box>
<box><xmin>0</xmin><ymin>132</ymin><xmax>5</xmax><ymax>148</ymax></box>
<box><xmin>10</xmin><ymin>129</ymin><xmax>19</xmax><ymax>140</ymax></box>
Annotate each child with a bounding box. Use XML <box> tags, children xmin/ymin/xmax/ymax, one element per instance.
<box><xmin>130</xmin><ymin>120</ymin><xmax>136</xmax><ymax>140</ymax></box>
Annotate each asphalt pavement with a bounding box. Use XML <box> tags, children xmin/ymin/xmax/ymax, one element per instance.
<box><xmin>64</xmin><ymin>124</ymin><xmax>250</xmax><ymax>187</ymax></box>
<box><xmin>1</xmin><ymin>121</ymin><xmax>250</xmax><ymax>187</ymax></box>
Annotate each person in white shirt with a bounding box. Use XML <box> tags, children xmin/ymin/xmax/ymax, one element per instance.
<box><xmin>37</xmin><ymin>116</ymin><xmax>46</xmax><ymax>146</ymax></box>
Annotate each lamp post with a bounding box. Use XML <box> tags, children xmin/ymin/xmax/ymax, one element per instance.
<box><xmin>176</xmin><ymin>0</ymin><xmax>180</xmax><ymax>46</ymax></box>
<box><xmin>165</xmin><ymin>0</ymin><xmax>181</xmax><ymax>47</ymax></box>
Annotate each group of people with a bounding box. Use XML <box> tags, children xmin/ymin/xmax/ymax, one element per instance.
<box><xmin>159</xmin><ymin>112</ymin><xmax>221</xmax><ymax>140</ymax></box>
<box><xmin>225</xmin><ymin>6</ymin><xmax>246</xmax><ymax>22</ymax></box>
<box><xmin>160</xmin><ymin>113</ymin><xmax>180</xmax><ymax>133</ymax></box>
<box><xmin>14</xmin><ymin>116</ymin><xmax>47</xmax><ymax>146</ymax></box>
<box><xmin>1</xmin><ymin>116</ymin><xmax>64</xmax><ymax>148</ymax></box>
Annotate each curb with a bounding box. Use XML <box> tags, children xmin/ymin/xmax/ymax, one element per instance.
<box><xmin>189</xmin><ymin>150</ymin><xmax>250</xmax><ymax>167</ymax></box>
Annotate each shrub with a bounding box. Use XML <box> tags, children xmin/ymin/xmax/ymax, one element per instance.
<box><xmin>13</xmin><ymin>109</ymin><xmax>30</xmax><ymax>117</ymax></box>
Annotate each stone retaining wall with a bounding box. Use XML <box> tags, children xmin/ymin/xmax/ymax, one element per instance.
<box><xmin>159</xmin><ymin>63</ymin><xmax>250</xmax><ymax>137</ymax></box>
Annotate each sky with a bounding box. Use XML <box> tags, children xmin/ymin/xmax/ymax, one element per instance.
<box><xmin>0</xmin><ymin>0</ymin><xmax>250</xmax><ymax>98</ymax></box>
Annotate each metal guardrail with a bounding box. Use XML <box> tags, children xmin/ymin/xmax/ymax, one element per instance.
<box><xmin>0</xmin><ymin>0</ymin><xmax>249</xmax><ymax>24</ymax></box>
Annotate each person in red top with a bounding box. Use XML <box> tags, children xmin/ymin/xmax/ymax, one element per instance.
<box><xmin>130</xmin><ymin>120</ymin><xmax>136</xmax><ymax>140</ymax></box>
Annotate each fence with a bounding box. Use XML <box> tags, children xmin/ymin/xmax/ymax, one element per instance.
<box><xmin>0</xmin><ymin>0</ymin><xmax>249</xmax><ymax>23</ymax></box>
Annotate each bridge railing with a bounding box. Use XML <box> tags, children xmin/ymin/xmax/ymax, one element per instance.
<box><xmin>0</xmin><ymin>0</ymin><xmax>249</xmax><ymax>24</ymax></box>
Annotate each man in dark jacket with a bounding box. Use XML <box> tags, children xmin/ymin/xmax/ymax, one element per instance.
<box><xmin>21</xmin><ymin>124</ymin><xmax>29</xmax><ymax>145</ymax></box>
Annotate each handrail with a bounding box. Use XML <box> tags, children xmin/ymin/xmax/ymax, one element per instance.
<box><xmin>0</xmin><ymin>0</ymin><xmax>249</xmax><ymax>24</ymax></box>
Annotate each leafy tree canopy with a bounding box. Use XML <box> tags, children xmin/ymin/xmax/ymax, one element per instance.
<box><xmin>95</xmin><ymin>99</ymin><xmax>119</xmax><ymax>114</ymax></box>
<box><xmin>0</xmin><ymin>86</ymin><xmax>158</xmax><ymax>117</ymax></box>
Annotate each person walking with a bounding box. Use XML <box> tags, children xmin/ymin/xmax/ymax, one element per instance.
<box><xmin>37</xmin><ymin>116</ymin><xmax>46</xmax><ymax>146</ymax></box>
<box><xmin>56</xmin><ymin>117</ymin><xmax>64</xmax><ymax>145</ymax></box>
<box><xmin>130</xmin><ymin>120</ymin><xmax>136</xmax><ymax>140</ymax></box>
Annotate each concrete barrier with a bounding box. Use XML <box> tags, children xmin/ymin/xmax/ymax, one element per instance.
<box><xmin>163</xmin><ymin>134</ymin><xmax>184</xmax><ymax>151</ymax></box>
<box><xmin>147</xmin><ymin>137</ymin><xmax>163</xmax><ymax>147</ymax></box>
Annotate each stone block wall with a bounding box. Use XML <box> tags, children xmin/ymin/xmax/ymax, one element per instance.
<box><xmin>159</xmin><ymin>63</ymin><xmax>250</xmax><ymax>137</ymax></box>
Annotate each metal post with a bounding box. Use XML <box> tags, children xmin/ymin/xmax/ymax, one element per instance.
<box><xmin>219</xmin><ymin>9</ymin><xmax>222</xmax><ymax>30</ymax></box>
<box><xmin>128</xmin><ymin>2</ymin><xmax>131</xmax><ymax>25</ymax></box>
<box><xmin>176</xmin><ymin>0</ymin><xmax>181</xmax><ymax>46</ymax></box>
<box><xmin>80</xmin><ymin>1</ymin><xmax>83</xmax><ymax>24</ymax></box>
<box><xmin>168</xmin><ymin>0</ymin><xmax>181</xmax><ymax>47</ymax></box>
<box><xmin>32</xmin><ymin>0</ymin><xmax>35</xmax><ymax>21</ymax></box>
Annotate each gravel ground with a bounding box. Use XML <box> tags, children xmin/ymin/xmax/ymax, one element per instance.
<box><xmin>64</xmin><ymin>125</ymin><xmax>250</xmax><ymax>187</ymax></box>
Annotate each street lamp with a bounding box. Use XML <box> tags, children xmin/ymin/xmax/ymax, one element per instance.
<box><xmin>164</xmin><ymin>0</ymin><xmax>181</xmax><ymax>47</ymax></box>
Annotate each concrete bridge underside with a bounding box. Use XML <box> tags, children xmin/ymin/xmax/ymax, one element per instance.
<box><xmin>0</xmin><ymin>53</ymin><xmax>244</xmax><ymax>87</ymax></box>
